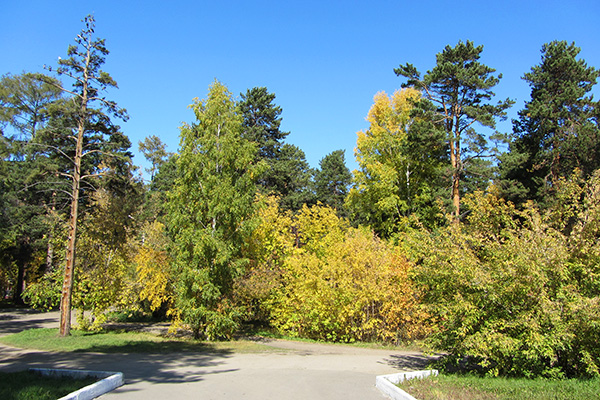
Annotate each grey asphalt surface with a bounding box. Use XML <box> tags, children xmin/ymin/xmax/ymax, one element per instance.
<box><xmin>0</xmin><ymin>309</ymin><xmax>434</xmax><ymax>399</ymax></box>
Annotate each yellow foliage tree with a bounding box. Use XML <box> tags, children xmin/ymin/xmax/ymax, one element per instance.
<box><xmin>135</xmin><ymin>221</ymin><xmax>174</xmax><ymax>314</ymax></box>
<box><xmin>235</xmin><ymin>195</ymin><xmax>294</xmax><ymax>322</ymax></box>
<box><xmin>348</xmin><ymin>87</ymin><xmax>445</xmax><ymax>235</ymax></box>
<box><xmin>72</xmin><ymin>188</ymin><xmax>138</xmax><ymax>330</ymax></box>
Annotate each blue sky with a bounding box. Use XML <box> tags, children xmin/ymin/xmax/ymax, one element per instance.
<box><xmin>1</xmin><ymin>0</ymin><xmax>599</xmax><ymax>180</ymax></box>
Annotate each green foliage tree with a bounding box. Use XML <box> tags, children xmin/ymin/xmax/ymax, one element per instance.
<box><xmin>0</xmin><ymin>72</ymin><xmax>62</xmax><ymax>304</ymax></box>
<box><xmin>395</xmin><ymin>40</ymin><xmax>513</xmax><ymax>220</ymax></box>
<box><xmin>314</xmin><ymin>149</ymin><xmax>351</xmax><ymax>215</ymax></box>
<box><xmin>168</xmin><ymin>80</ymin><xmax>264</xmax><ymax>339</ymax></box>
<box><xmin>273</xmin><ymin>143</ymin><xmax>315</xmax><ymax>211</ymax></box>
<box><xmin>138</xmin><ymin>135</ymin><xmax>171</xmax><ymax>181</ymax></box>
<box><xmin>499</xmin><ymin>41</ymin><xmax>600</xmax><ymax>206</ymax></box>
<box><xmin>238</xmin><ymin>87</ymin><xmax>314</xmax><ymax>211</ymax></box>
<box><xmin>239</xmin><ymin>87</ymin><xmax>289</xmax><ymax>161</ymax></box>
<box><xmin>0</xmin><ymin>72</ymin><xmax>62</xmax><ymax>141</ymax></box>
<box><xmin>137</xmin><ymin>136</ymin><xmax>174</xmax><ymax>224</ymax></box>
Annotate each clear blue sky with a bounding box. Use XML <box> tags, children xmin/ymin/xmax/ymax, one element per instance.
<box><xmin>1</xmin><ymin>0</ymin><xmax>599</xmax><ymax>179</ymax></box>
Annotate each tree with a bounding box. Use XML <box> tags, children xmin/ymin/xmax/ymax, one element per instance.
<box><xmin>395</xmin><ymin>41</ymin><xmax>513</xmax><ymax>219</ymax></box>
<box><xmin>135</xmin><ymin>220</ymin><xmax>174</xmax><ymax>316</ymax></box>
<box><xmin>347</xmin><ymin>89</ymin><xmax>446</xmax><ymax>235</ymax></box>
<box><xmin>314</xmin><ymin>149</ymin><xmax>351</xmax><ymax>215</ymax></box>
<box><xmin>44</xmin><ymin>15</ymin><xmax>129</xmax><ymax>336</ymax></box>
<box><xmin>71</xmin><ymin>183</ymin><xmax>140</xmax><ymax>330</ymax></box>
<box><xmin>405</xmin><ymin>181</ymin><xmax>600</xmax><ymax>378</ymax></box>
<box><xmin>499</xmin><ymin>41</ymin><xmax>600</xmax><ymax>205</ymax></box>
<box><xmin>238</xmin><ymin>87</ymin><xmax>314</xmax><ymax>211</ymax></box>
<box><xmin>0</xmin><ymin>72</ymin><xmax>62</xmax><ymax>141</ymax></box>
<box><xmin>138</xmin><ymin>135</ymin><xmax>171</xmax><ymax>181</ymax></box>
<box><xmin>275</xmin><ymin>144</ymin><xmax>315</xmax><ymax>211</ymax></box>
<box><xmin>0</xmin><ymin>73</ymin><xmax>62</xmax><ymax>304</ymax></box>
<box><xmin>168</xmin><ymin>80</ymin><xmax>263</xmax><ymax>339</ymax></box>
<box><xmin>239</xmin><ymin>87</ymin><xmax>289</xmax><ymax>161</ymax></box>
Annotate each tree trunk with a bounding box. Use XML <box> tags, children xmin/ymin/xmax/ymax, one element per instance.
<box><xmin>58</xmin><ymin>167</ymin><xmax>81</xmax><ymax>336</ymax></box>
<box><xmin>59</xmin><ymin>129</ymin><xmax>83</xmax><ymax>335</ymax></box>
<box><xmin>449</xmin><ymin>139</ymin><xmax>461</xmax><ymax>220</ymax></box>
<box><xmin>14</xmin><ymin>237</ymin><xmax>31</xmax><ymax>305</ymax></box>
<box><xmin>59</xmin><ymin>43</ymin><xmax>90</xmax><ymax>336</ymax></box>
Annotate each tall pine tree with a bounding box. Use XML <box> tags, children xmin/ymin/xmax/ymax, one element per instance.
<box><xmin>239</xmin><ymin>87</ymin><xmax>313</xmax><ymax>211</ymax></box>
<box><xmin>395</xmin><ymin>41</ymin><xmax>513</xmax><ymax>220</ymax></box>
<box><xmin>44</xmin><ymin>15</ymin><xmax>130</xmax><ymax>336</ymax></box>
<box><xmin>499</xmin><ymin>41</ymin><xmax>600</xmax><ymax>205</ymax></box>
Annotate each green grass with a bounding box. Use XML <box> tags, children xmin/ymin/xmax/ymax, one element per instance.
<box><xmin>0</xmin><ymin>328</ymin><xmax>279</xmax><ymax>354</ymax></box>
<box><xmin>398</xmin><ymin>374</ymin><xmax>600</xmax><ymax>400</ymax></box>
<box><xmin>244</xmin><ymin>326</ymin><xmax>424</xmax><ymax>351</ymax></box>
<box><xmin>0</xmin><ymin>370</ymin><xmax>97</xmax><ymax>400</ymax></box>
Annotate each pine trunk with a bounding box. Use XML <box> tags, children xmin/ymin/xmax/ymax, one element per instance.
<box><xmin>58</xmin><ymin>39</ymin><xmax>90</xmax><ymax>337</ymax></box>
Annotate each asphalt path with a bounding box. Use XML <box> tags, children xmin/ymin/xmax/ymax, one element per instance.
<box><xmin>0</xmin><ymin>309</ymin><xmax>434</xmax><ymax>399</ymax></box>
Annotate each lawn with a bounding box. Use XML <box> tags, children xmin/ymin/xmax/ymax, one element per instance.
<box><xmin>0</xmin><ymin>328</ymin><xmax>279</xmax><ymax>354</ymax></box>
<box><xmin>0</xmin><ymin>370</ymin><xmax>97</xmax><ymax>400</ymax></box>
<box><xmin>398</xmin><ymin>374</ymin><xmax>600</xmax><ymax>400</ymax></box>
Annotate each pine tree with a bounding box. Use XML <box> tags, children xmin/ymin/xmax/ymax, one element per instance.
<box><xmin>499</xmin><ymin>41</ymin><xmax>600</xmax><ymax>205</ymax></box>
<box><xmin>395</xmin><ymin>41</ymin><xmax>513</xmax><ymax>219</ymax></box>
<box><xmin>239</xmin><ymin>87</ymin><xmax>313</xmax><ymax>211</ymax></box>
<box><xmin>314</xmin><ymin>149</ymin><xmax>351</xmax><ymax>215</ymax></box>
<box><xmin>44</xmin><ymin>15</ymin><xmax>129</xmax><ymax>336</ymax></box>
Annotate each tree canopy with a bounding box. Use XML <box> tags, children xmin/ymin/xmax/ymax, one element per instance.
<box><xmin>395</xmin><ymin>40</ymin><xmax>513</xmax><ymax>219</ymax></box>
<box><xmin>499</xmin><ymin>41</ymin><xmax>600</xmax><ymax>206</ymax></box>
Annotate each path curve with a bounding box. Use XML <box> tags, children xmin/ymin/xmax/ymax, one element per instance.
<box><xmin>0</xmin><ymin>309</ymin><xmax>435</xmax><ymax>399</ymax></box>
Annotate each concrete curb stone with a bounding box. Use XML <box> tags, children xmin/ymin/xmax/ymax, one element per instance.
<box><xmin>375</xmin><ymin>369</ymin><xmax>438</xmax><ymax>400</ymax></box>
<box><xmin>29</xmin><ymin>368</ymin><xmax>124</xmax><ymax>400</ymax></box>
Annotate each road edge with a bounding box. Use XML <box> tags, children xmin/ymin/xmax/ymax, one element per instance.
<box><xmin>375</xmin><ymin>369</ymin><xmax>438</xmax><ymax>400</ymax></box>
<box><xmin>29</xmin><ymin>368</ymin><xmax>124</xmax><ymax>400</ymax></box>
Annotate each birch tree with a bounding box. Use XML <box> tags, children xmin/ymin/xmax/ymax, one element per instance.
<box><xmin>168</xmin><ymin>81</ymin><xmax>263</xmax><ymax>339</ymax></box>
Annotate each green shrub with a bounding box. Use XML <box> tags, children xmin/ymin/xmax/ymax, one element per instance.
<box><xmin>405</xmin><ymin>175</ymin><xmax>600</xmax><ymax>378</ymax></box>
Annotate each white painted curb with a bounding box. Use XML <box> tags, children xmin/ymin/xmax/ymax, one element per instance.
<box><xmin>29</xmin><ymin>368</ymin><xmax>124</xmax><ymax>400</ymax></box>
<box><xmin>376</xmin><ymin>369</ymin><xmax>438</xmax><ymax>400</ymax></box>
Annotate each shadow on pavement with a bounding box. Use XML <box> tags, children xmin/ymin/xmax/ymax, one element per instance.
<box><xmin>0</xmin><ymin>311</ymin><xmax>59</xmax><ymax>336</ymax></box>
<box><xmin>0</xmin><ymin>309</ymin><xmax>235</xmax><ymax>386</ymax></box>
<box><xmin>0</xmin><ymin>347</ymin><xmax>235</xmax><ymax>385</ymax></box>
<box><xmin>383</xmin><ymin>353</ymin><xmax>440</xmax><ymax>370</ymax></box>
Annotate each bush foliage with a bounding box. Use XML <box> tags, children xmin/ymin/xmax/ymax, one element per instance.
<box><xmin>406</xmin><ymin>173</ymin><xmax>600</xmax><ymax>378</ymax></box>
<box><xmin>241</xmin><ymin>199</ymin><xmax>428</xmax><ymax>343</ymax></box>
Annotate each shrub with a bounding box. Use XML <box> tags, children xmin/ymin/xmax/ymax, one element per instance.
<box><xmin>406</xmin><ymin>177</ymin><xmax>600</xmax><ymax>378</ymax></box>
<box><xmin>266</xmin><ymin>203</ymin><xmax>427</xmax><ymax>343</ymax></box>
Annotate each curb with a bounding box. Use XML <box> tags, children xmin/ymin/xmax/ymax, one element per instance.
<box><xmin>29</xmin><ymin>368</ymin><xmax>124</xmax><ymax>400</ymax></box>
<box><xmin>375</xmin><ymin>369</ymin><xmax>438</xmax><ymax>400</ymax></box>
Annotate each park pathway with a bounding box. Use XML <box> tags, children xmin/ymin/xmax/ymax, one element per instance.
<box><xmin>0</xmin><ymin>309</ymin><xmax>434</xmax><ymax>399</ymax></box>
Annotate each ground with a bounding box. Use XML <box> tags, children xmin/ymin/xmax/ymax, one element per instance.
<box><xmin>0</xmin><ymin>309</ymin><xmax>434</xmax><ymax>399</ymax></box>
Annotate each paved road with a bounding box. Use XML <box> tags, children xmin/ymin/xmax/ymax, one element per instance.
<box><xmin>0</xmin><ymin>309</ymin><xmax>433</xmax><ymax>399</ymax></box>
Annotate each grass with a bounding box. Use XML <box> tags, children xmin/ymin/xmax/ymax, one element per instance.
<box><xmin>397</xmin><ymin>374</ymin><xmax>600</xmax><ymax>400</ymax></box>
<box><xmin>0</xmin><ymin>370</ymin><xmax>97</xmax><ymax>400</ymax></box>
<box><xmin>0</xmin><ymin>328</ymin><xmax>280</xmax><ymax>354</ymax></box>
<box><xmin>244</xmin><ymin>326</ymin><xmax>424</xmax><ymax>352</ymax></box>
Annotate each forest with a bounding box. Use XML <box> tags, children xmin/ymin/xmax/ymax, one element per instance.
<box><xmin>1</xmin><ymin>16</ymin><xmax>600</xmax><ymax>379</ymax></box>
